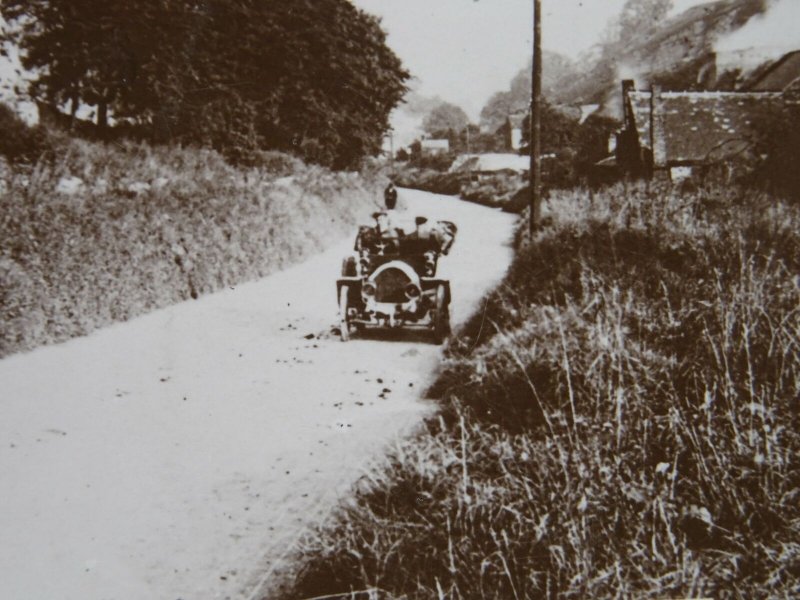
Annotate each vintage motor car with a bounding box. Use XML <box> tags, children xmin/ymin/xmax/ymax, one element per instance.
<box><xmin>336</xmin><ymin>213</ymin><xmax>457</xmax><ymax>343</ymax></box>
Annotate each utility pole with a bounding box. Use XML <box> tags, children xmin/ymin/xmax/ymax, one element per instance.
<box><xmin>389</xmin><ymin>128</ymin><xmax>395</xmax><ymax>177</ymax></box>
<box><xmin>465</xmin><ymin>124</ymin><xmax>472</xmax><ymax>183</ymax></box>
<box><xmin>529</xmin><ymin>0</ymin><xmax>542</xmax><ymax>235</ymax></box>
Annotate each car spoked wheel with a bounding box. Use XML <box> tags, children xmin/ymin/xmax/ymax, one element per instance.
<box><xmin>339</xmin><ymin>284</ymin><xmax>351</xmax><ymax>342</ymax></box>
<box><xmin>432</xmin><ymin>283</ymin><xmax>450</xmax><ymax>344</ymax></box>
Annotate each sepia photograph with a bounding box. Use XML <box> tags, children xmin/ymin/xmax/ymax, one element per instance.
<box><xmin>0</xmin><ymin>0</ymin><xmax>798</xmax><ymax>598</ymax></box>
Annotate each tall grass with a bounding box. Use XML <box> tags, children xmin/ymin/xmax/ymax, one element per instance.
<box><xmin>0</xmin><ymin>136</ymin><xmax>386</xmax><ymax>357</ymax></box>
<box><xmin>282</xmin><ymin>182</ymin><xmax>800</xmax><ymax>599</ymax></box>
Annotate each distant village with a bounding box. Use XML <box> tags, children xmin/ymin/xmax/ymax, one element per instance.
<box><xmin>393</xmin><ymin>48</ymin><xmax>800</xmax><ymax>190</ymax></box>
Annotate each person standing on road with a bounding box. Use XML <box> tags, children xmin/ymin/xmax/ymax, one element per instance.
<box><xmin>381</xmin><ymin>182</ymin><xmax>408</xmax><ymax>238</ymax></box>
<box><xmin>384</xmin><ymin>182</ymin><xmax>398</xmax><ymax>210</ymax></box>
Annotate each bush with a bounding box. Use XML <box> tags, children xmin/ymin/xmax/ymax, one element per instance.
<box><xmin>460</xmin><ymin>173</ymin><xmax>528</xmax><ymax>212</ymax></box>
<box><xmin>410</xmin><ymin>151</ymin><xmax>456</xmax><ymax>172</ymax></box>
<box><xmin>0</xmin><ymin>103</ymin><xmax>53</xmax><ymax>163</ymax></box>
<box><xmin>752</xmin><ymin>107</ymin><xmax>800</xmax><ymax>201</ymax></box>
<box><xmin>393</xmin><ymin>167</ymin><xmax>466</xmax><ymax>196</ymax></box>
<box><xmin>283</xmin><ymin>182</ymin><xmax>800</xmax><ymax>599</ymax></box>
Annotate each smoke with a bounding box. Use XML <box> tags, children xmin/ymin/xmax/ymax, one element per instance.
<box><xmin>715</xmin><ymin>0</ymin><xmax>799</xmax><ymax>60</ymax></box>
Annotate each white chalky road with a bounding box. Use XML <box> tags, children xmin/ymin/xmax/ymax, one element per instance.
<box><xmin>0</xmin><ymin>189</ymin><xmax>515</xmax><ymax>600</ymax></box>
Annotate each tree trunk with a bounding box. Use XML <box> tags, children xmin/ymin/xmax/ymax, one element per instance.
<box><xmin>97</xmin><ymin>101</ymin><xmax>108</xmax><ymax>129</ymax></box>
<box><xmin>70</xmin><ymin>94</ymin><xmax>79</xmax><ymax>130</ymax></box>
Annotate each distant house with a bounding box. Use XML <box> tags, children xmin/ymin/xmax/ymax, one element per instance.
<box><xmin>605</xmin><ymin>78</ymin><xmax>797</xmax><ymax>180</ymax></box>
<box><xmin>419</xmin><ymin>139</ymin><xmax>450</xmax><ymax>156</ymax></box>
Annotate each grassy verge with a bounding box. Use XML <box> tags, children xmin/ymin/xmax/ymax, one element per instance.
<box><xmin>0</xmin><ymin>136</ymin><xmax>386</xmax><ymax>357</ymax></box>
<box><xmin>280</xmin><ymin>181</ymin><xmax>800</xmax><ymax>598</ymax></box>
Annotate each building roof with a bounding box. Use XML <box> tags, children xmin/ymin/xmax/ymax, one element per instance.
<box><xmin>748</xmin><ymin>50</ymin><xmax>800</xmax><ymax>92</ymax></box>
<box><xmin>450</xmin><ymin>153</ymin><xmax>531</xmax><ymax>173</ymax></box>
<box><xmin>627</xmin><ymin>90</ymin><xmax>784</xmax><ymax>164</ymax></box>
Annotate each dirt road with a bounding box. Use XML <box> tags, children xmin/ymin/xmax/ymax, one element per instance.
<box><xmin>0</xmin><ymin>189</ymin><xmax>515</xmax><ymax>600</ymax></box>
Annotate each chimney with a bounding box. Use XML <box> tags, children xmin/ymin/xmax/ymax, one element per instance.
<box><xmin>622</xmin><ymin>80</ymin><xmax>635</xmax><ymax>130</ymax></box>
<box><xmin>650</xmin><ymin>85</ymin><xmax>667</xmax><ymax>169</ymax></box>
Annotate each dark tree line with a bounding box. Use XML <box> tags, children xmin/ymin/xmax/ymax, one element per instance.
<box><xmin>1</xmin><ymin>0</ymin><xmax>409</xmax><ymax>168</ymax></box>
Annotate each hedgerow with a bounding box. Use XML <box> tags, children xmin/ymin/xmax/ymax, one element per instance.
<box><xmin>0</xmin><ymin>137</ymin><xmax>385</xmax><ymax>357</ymax></box>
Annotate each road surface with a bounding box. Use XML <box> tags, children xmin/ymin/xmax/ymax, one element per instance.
<box><xmin>0</xmin><ymin>189</ymin><xmax>515</xmax><ymax>600</ymax></box>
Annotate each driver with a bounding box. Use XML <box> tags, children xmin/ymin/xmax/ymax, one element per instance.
<box><xmin>384</xmin><ymin>183</ymin><xmax>398</xmax><ymax>210</ymax></box>
<box><xmin>371</xmin><ymin>211</ymin><xmax>401</xmax><ymax>254</ymax></box>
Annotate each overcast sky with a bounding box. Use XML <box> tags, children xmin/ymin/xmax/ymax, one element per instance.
<box><xmin>350</xmin><ymin>0</ymin><xmax>709</xmax><ymax>119</ymax></box>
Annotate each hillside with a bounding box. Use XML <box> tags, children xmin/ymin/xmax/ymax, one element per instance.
<box><xmin>475</xmin><ymin>0</ymin><xmax>780</xmax><ymax>126</ymax></box>
<box><xmin>558</xmin><ymin>0</ymin><xmax>773</xmax><ymax>109</ymax></box>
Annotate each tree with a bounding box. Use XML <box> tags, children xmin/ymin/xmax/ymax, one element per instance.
<box><xmin>617</xmin><ymin>0</ymin><xmax>673</xmax><ymax>37</ymax></box>
<box><xmin>1</xmin><ymin>0</ymin><xmax>409</xmax><ymax>168</ymax></box>
<box><xmin>422</xmin><ymin>102</ymin><xmax>469</xmax><ymax>137</ymax></box>
<box><xmin>479</xmin><ymin>51</ymin><xmax>579</xmax><ymax>132</ymax></box>
<box><xmin>1</xmin><ymin>1</ymin><xmax>200</xmax><ymax>128</ymax></box>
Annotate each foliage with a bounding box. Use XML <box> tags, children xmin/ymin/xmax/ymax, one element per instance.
<box><xmin>573</xmin><ymin>113</ymin><xmax>620</xmax><ymax>176</ymax></box>
<box><xmin>283</xmin><ymin>182</ymin><xmax>800</xmax><ymax>599</ymax></box>
<box><xmin>460</xmin><ymin>174</ymin><xmax>529</xmax><ymax>213</ymax></box>
<box><xmin>616</xmin><ymin>0</ymin><xmax>674</xmax><ymax>39</ymax></box>
<box><xmin>751</xmin><ymin>105</ymin><xmax>800</xmax><ymax>201</ymax></box>
<box><xmin>0</xmin><ymin>102</ymin><xmax>52</xmax><ymax>163</ymax></box>
<box><xmin>518</xmin><ymin>102</ymin><xmax>581</xmax><ymax>155</ymax></box>
<box><xmin>479</xmin><ymin>52</ymin><xmax>580</xmax><ymax>132</ymax></box>
<box><xmin>422</xmin><ymin>102</ymin><xmax>470</xmax><ymax>137</ymax></box>
<box><xmin>392</xmin><ymin>167</ymin><xmax>465</xmax><ymax>196</ymax></box>
<box><xmin>410</xmin><ymin>151</ymin><xmax>457</xmax><ymax>172</ymax></box>
<box><xmin>0</xmin><ymin>138</ymin><xmax>386</xmax><ymax>357</ymax></box>
<box><xmin>1</xmin><ymin>0</ymin><xmax>409</xmax><ymax>168</ymax></box>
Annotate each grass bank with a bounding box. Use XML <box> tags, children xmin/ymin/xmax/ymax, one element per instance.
<box><xmin>0</xmin><ymin>137</ymin><xmax>386</xmax><ymax>357</ymax></box>
<box><xmin>281</xmin><ymin>181</ymin><xmax>800</xmax><ymax>598</ymax></box>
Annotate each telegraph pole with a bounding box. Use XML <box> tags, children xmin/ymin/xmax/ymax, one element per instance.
<box><xmin>529</xmin><ymin>0</ymin><xmax>542</xmax><ymax>235</ymax></box>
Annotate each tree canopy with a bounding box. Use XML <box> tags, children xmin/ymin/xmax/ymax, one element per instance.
<box><xmin>422</xmin><ymin>101</ymin><xmax>469</xmax><ymax>137</ymax></box>
<box><xmin>1</xmin><ymin>0</ymin><xmax>409</xmax><ymax>168</ymax></box>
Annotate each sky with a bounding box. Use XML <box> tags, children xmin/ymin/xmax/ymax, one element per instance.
<box><xmin>349</xmin><ymin>0</ymin><xmax>712</xmax><ymax>120</ymax></box>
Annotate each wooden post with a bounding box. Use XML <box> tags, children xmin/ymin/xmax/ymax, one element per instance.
<box><xmin>529</xmin><ymin>0</ymin><xmax>542</xmax><ymax>235</ymax></box>
<box><xmin>389</xmin><ymin>129</ymin><xmax>395</xmax><ymax>177</ymax></box>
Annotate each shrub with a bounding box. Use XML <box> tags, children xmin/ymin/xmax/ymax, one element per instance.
<box><xmin>752</xmin><ymin>106</ymin><xmax>800</xmax><ymax>201</ymax></box>
<box><xmin>393</xmin><ymin>167</ymin><xmax>466</xmax><ymax>196</ymax></box>
<box><xmin>460</xmin><ymin>174</ymin><xmax>528</xmax><ymax>212</ymax></box>
<box><xmin>0</xmin><ymin>103</ymin><xmax>53</xmax><ymax>163</ymax></box>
